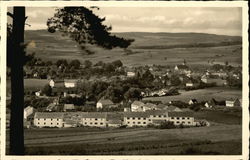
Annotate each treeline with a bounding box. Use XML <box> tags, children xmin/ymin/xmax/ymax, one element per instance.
<box><xmin>134</xmin><ymin>41</ymin><xmax>242</xmax><ymax>50</ymax></box>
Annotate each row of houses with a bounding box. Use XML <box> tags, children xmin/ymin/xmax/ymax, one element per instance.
<box><xmin>33</xmin><ymin>110</ymin><xmax>196</xmax><ymax>128</ymax></box>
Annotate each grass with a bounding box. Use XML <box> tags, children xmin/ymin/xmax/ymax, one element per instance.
<box><xmin>143</xmin><ymin>87</ymin><xmax>242</xmax><ymax>103</ymax></box>
<box><xmin>25</xmin><ymin>30</ymin><xmax>242</xmax><ymax>67</ymax></box>
<box><xmin>6</xmin><ymin>118</ymin><xmax>242</xmax><ymax>155</ymax></box>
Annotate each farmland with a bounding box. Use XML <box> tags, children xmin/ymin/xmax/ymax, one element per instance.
<box><xmin>143</xmin><ymin>87</ymin><xmax>242</xmax><ymax>103</ymax></box>
<box><xmin>5</xmin><ymin>108</ymin><xmax>242</xmax><ymax>155</ymax></box>
<box><xmin>25</xmin><ymin>30</ymin><xmax>242</xmax><ymax>67</ymax></box>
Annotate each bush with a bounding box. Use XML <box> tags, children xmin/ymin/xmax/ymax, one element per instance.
<box><xmin>158</xmin><ymin>121</ymin><xmax>176</xmax><ymax>129</ymax></box>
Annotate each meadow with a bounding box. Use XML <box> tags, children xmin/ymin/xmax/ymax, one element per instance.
<box><xmin>143</xmin><ymin>87</ymin><xmax>242</xmax><ymax>103</ymax></box>
<box><xmin>25</xmin><ymin>30</ymin><xmax>242</xmax><ymax>67</ymax></box>
<box><xmin>6</xmin><ymin>108</ymin><xmax>242</xmax><ymax>155</ymax></box>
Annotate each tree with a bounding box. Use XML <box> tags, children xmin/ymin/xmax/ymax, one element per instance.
<box><xmin>7</xmin><ymin>7</ymin><xmax>26</xmax><ymax>155</ymax></box>
<box><xmin>83</xmin><ymin>60</ymin><xmax>92</xmax><ymax>68</ymax></box>
<box><xmin>42</xmin><ymin>84</ymin><xmax>52</xmax><ymax>96</ymax></box>
<box><xmin>7</xmin><ymin>6</ymin><xmax>133</xmax><ymax>155</ymax></box>
<box><xmin>69</xmin><ymin>59</ymin><xmax>81</xmax><ymax>69</ymax></box>
<box><xmin>112</xmin><ymin>60</ymin><xmax>123</xmax><ymax>68</ymax></box>
<box><xmin>124</xmin><ymin>87</ymin><xmax>142</xmax><ymax>101</ymax></box>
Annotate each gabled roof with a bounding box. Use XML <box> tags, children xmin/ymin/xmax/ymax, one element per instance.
<box><xmin>81</xmin><ymin>112</ymin><xmax>107</xmax><ymax>118</ymax></box>
<box><xmin>34</xmin><ymin>112</ymin><xmax>64</xmax><ymax>119</ymax></box>
<box><xmin>24</xmin><ymin>106</ymin><xmax>33</xmax><ymax>112</ymax></box>
<box><xmin>131</xmin><ymin>101</ymin><xmax>145</xmax><ymax>107</ymax></box>
<box><xmin>176</xmin><ymin>65</ymin><xmax>189</xmax><ymax>70</ymax></box>
<box><xmin>64</xmin><ymin>79</ymin><xmax>78</xmax><ymax>83</ymax></box>
<box><xmin>123</xmin><ymin>112</ymin><xmax>149</xmax><ymax>118</ymax></box>
<box><xmin>144</xmin><ymin>103</ymin><xmax>157</xmax><ymax>109</ymax></box>
<box><xmin>97</xmin><ymin>99</ymin><xmax>114</xmax><ymax>105</ymax></box>
<box><xmin>168</xmin><ymin>112</ymin><xmax>193</xmax><ymax>117</ymax></box>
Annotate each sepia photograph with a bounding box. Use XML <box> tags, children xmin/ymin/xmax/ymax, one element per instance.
<box><xmin>0</xmin><ymin>1</ymin><xmax>249</xmax><ymax>159</ymax></box>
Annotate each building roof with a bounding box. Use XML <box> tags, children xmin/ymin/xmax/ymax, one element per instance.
<box><xmin>189</xmin><ymin>99</ymin><xmax>198</xmax><ymax>103</ymax></box>
<box><xmin>167</xmin><ymin>105</ymin><xmax>182</xmax><ymax>112</ymax></box>
<box><xmin>144</xmin><ymin>103</ymin><xmax>157</xmax><ymax>109</ymax></box>
<box><xmin>97</xmin><ymin>99</ymin><xmax>114</xmax><ymax>105</ymax></box>
<box><xmin>81</xmin><ymin>112</ymin><xmax>107</xmax><ymax>118</ymax></box>
<box><xmin>106</xmin><ymin>112</ymin><xmax>124</xmax><ymax>121</ymax></box>
<box><xmin>132</xmin><ymin>101</ymin><xmax>145</xmax><ymax>107</ymax></box>
<box><xmin>123</xmin><ymin>112</ymin><xmax>149</xmax><ymax>118</ymax></box>
<box><xmin>176</xmin><ymin>65</ymin><xmax>189</xmax><ymax>70</ymax></box>
<box><xmin>168</xmin><ymin>112</ymin><xmax>193</xmax><ymax>117</ymax></box>
<box><xmin>156</xmin><ymin>104</ymin><xmax>168</xmax><ymax>110</ymax></box>
<box><xmin>225</xmin><ymin>98</ymin><xmax>240</xmax><ymax>102</ymax></box>
<box><xmin>34</xmin><ymin>112</ymin><xmax>64</xmax><ymax>119</ymax></box>
<box><xmin>64</xmin><ymin>79</ymin><xmax>78</xmax><ymax>83</ymax></box>
<box><xmin>24</xmin><ymin>106</ymin><xmax>33</xmax><ymax>112</ymax></box>
<box><xmin>64</xmin><ymin>104</ymin><xmax>75</xmax><ymax>110</ymax></box>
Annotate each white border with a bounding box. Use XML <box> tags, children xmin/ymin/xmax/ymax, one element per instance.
<box><xmin>0</xmin><ymin>1</ymin><xmax>249</xmax><ymax>160</ymax></box>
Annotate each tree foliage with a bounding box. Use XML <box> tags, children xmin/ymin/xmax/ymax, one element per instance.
<box><xmin>47</xmin><ymin>7</ymin><xmax>134</xmax><ymax>49</ymax></box>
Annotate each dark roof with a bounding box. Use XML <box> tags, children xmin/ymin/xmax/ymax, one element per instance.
<box><xmin>123</xmin><ymin>112</ymin><xmax>149</xmax><ymax>118</ymax></box>
<box><xmin>34</xmin><ymin>112</ymin><xmax>64</xmax><ymax>119</ymax></box>
<box><xmin>168</xmin><ymin>112</ymin><xmax>193</xmax><ymax>117</ymax></box>
<box><xmin>176</xmin><ymin>65</ymin><xmax>189</xmax><ymax>70</ymax></box>
<box><xmin>81</xmin><ymin>112</ymin><xmax>107</xmax><ymax>118</ymax></box>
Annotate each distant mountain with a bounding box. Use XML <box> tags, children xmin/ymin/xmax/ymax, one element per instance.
<box><xmin>24</xmin><ymin>30</ymin><xmax>242</xmax><ymax>67</ymax></box>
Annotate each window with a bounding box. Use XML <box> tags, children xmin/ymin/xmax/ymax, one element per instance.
<box><xmin>138</xmin><ymin>122</ymin><xmax>141</xmax><ymax>124</ymax></box>
<box><xmin>44</xmin><ymin>118</ymin><xmax>46</xmax><ymax>121</ymax></box>
<box><xmin>176</xmin><ymin>121</ymin><xmax>179</xmax><ymax>123</ymax></box>
<box><xmin>44</xmin><ymin>122</ymin><xmax>46</xmax><ymax>125</ymax></box>
<box><xmin>127</xmin><ymin>122</ymin><xmax>130</xmax><ymax>124</ymax></box>
<box><xmin>90</xmin><ymin>122</ymin><xmax>92</xmax><ymax>125</ymax></box>
<box><xmin>176</xmin><ymin>117</ymin><xmax>179</xmax><ymax>120</ymax></box>
<box><xmin>38</xmin><ymin>118</ymin><xmax>40</xmax><ymax>121</ymax></box>
<box><xmin>85</xmin><ymin>122</ymin><xmax>87</xmax><ymax>124</ymax></box>
<box><xmin>182</xmin><ymin>117</ymin><xmax>185</xmax><ymax>120</ymax></box>
<box><xmin>51</xmin><ymin>119</ymin><xmax>53</xmax><ymax>121</ymax></box>
<box><xmin>138</xmin><ymin>118</ymin><xmax>141</xmax><ymax>120</ymax></box>
<box><xmin>153</xmin><ymin>115</ymin><xmax>156</xmax><ymax>117</ymax></box>
<box><xmin>100</xmin><ymin>123</ymin><xmax>103</xmax><ymax>125</ymax></box>
<box><xmin>57</xmin><ymin>123</ymin><xmax>59</xmax><ymax>125</ymax></box>
<box><xmin>148</xmin><ymin>119</ymin><xmax>151</xmax><ymax>121</ymax></box>
<box><xmin>158</xmin><ymin>115</ymin><xmax>161</xmax><ymax>118</ymax></box>
<box><xmin>164</xmin><ymin>115</ymin><xmax>167</xmax><ymax>117</ymax></box>
<box><xmin>132</xmin><ymin>117</ymin><xmax>135</xmax><ymax>120</ymax></box>
<box><xmin>133</xmin><ymin>122</ymin><xmax>135</xmax><ymax>124</ymax></box>
<box><xmin>143</xmin><ymin>122</ymin><xmax>146</xmax><ymax>124</ymax></box>
<box><xmin>143</xmin><ymin>118</ymin><xmax>146</xmax><ymax>120</ymax></box>
<box><xmin>51</xmin><ymin>123</ymin><xmax>53</xmax><ymax>125</ymax></box>
<box><xmin>38</xmin><ymin>122</ymin><xmax>40</xmax><ymax>124</ymax></box>
<box><xmin>171</xmin><ymin>117</ymin><xmax>174</xmax><ymax>119</ymax></box>
<box><xmin>95</xmin><ymin>122</ymin><xmax>98</xmax><ymax>125</ymax></box>
<box><xmin>127</xmin><ymin>117</ymin><xmax>130</xmax><ymax>120</ymax></box>
<box><xmin>95</xmin><ymin>118</ymin><xmax>98</xmax><ymax>121</ymax></box>
<box><xmin>57</xmin><ymin>119</ymin><xmax>59</xmax><ymax>121</ymax></box>
<box><xmin>187</xmin><ymin>117</ymin><xmax>190</xmax><ymax>119</ymax></box>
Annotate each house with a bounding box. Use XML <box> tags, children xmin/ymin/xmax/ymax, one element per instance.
<box><xmin>123</xmin><ymin>112</ymin><xmax>149</xmax><ymax>127</ymax></box>
<box><xmin>34</xmin><ymin>112</ymin><xmax>64</xmax><ymax>128</ymax></box>
<box><xmin>24</xmin><ymin>106</ymin><xmax>34</xmax><ymax>120</ymax></box>
<box><xmin>225</xmin><ymin>98</ymin><xmax>241</xmax><ymax>107</ymax></box>
<box><xmin>168</xmin><ymin>112</ymin><xmax>195</xmax><ymax>126</ymax></box>
<box><xmin>64</xmin><ymin>79</ymin><xmax>78</xmax><ymax>88</ymax></box>
<box><xmin>188</xmin><ymin>99</ymin><xmax>198</xmax><ymax>105</ymax></box>
<box><xmin>174</xmin><ymin>64</ymin><xmax>190</xmax><ymax>74</ymax></box>
<box><xmin>63</xmin><ymin>104</ymin><xmax>75</xmax><ymax>112</ymax></box>
<box><xmin>96</xmin><ymin>99</ymin><xmax>114</xmax><ymax>109</ymax></box>
<box><xmin>201</xmin><ymin>75</ymin><xmax>227</xmax><ymax>86</ymax></box>
<box><xmin>81</xmin><ymin>112</ymin><xmax>107</xmax><ymax>127</ymax></box>
<box><xmin>166</xmin><ymin>105</ymin><xmax>182</xmax><ymax>112</ymax></box>
<box><xmin>127</xmin><ymin>71</ymin><xmax>136</xmax><ymax>77</ymax></box>
<box><xmin>131</xmin><ymin>101</ymin><xmax>145</xmax><ymax>112</ymax></box>
<box><xmin>46</xmin><ymin>103</ymin><xmax>57</xmax><ymax>112</ymax></box>
<box><xmin>143</xmin><ymin>103</ymin><xmax>157</xmax><ymax>111</ymax></box>
<box><xmin>204</xmin><ymin>99</ymin><xmax>216</xmax><ymax>108</ymax></box>
<box><xmin>35</xmin><ymin>90</ymin><xmax>42</xmax><ymax>97</ymax></box>
<box><xmin>106</xmin><ymin>112</ymin><xmax>124</xmax><ymax>127</ymax></box>
<box><xmin>124</xmin><ymin>107</ymin><xmax>131</xmax><ymax>112</ymax></box>
<box><xmin>49</xmin><ymin>79</ymin><xmax>64</xmax><ymax>88</ymax></box>
<box><xmin>186</xmin><ymin>81</ymin><xmax>199</xmax><ymax>87</ymax></box>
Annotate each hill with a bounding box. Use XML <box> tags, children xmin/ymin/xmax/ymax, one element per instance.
<box><xmin>25</xmin><ymin>30</ymin><xmax>242</xmax><ymax>67</ymax></box>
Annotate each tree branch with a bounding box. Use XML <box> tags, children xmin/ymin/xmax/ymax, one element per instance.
<box><xmin>7</xmin><ymin>12</ymin><xmax>14</xmax><ymax>19</ymax></box>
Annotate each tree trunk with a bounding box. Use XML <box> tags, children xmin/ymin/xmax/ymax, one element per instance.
<box><xmin>9</xmin><ymin>7</ymin><xmax>25</xmax><ymax>155</ymax></box>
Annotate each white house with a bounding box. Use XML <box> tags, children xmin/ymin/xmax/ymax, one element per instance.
<box><xmin>131</xmin><ymin>101</ymin><xmax>145</xmax><ymax>112</ymax></box>
<box><xmin>24</xmin><ymin>106</ymin><xmax>34</xmax><ymax>119</ymax></box>
<box><xmin>188</xmin><ymin>99</ymin><xmax>198</xmax><ymax>105</ymax></box>
<box><xmin>81</xmin><ymin>112</ymin><xmax>107</xmax><ymax>127</ymax></box>
<box><xmin>64</xmin><ymin>79</ymin><xmax>78</xmax><ymax>88</ymax></box>
<box><xmin>225</xmin><ymin>98</ymin><xmax>241</xmax><ymax>107</ymax></box>
<box><xmin>34</xmin><ymin>112</ymin><xmax>64</xmax><ymax>128</ymax></box>
<box><xmin>127</xmin><ymin>71</ymin><xmax>136</xmax><ymax>77</ymax></box>
<box><xmin>35</xmin><ymin>90</ymin><xmax>42</xmax><ymax>97</ymax></box>
<box><xmin>96</xmin><ymin>99</ymin><xmax>114</xmax><ymax>109</ymax></box>
<box><xmin>63</xmin><ymin>104</ymin><xmax>75</xmax><ymax>112</ymax></box>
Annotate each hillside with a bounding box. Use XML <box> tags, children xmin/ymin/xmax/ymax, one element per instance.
<box><xmin>25</xmin><ymin>30</ymin><xmax>242</xmax><ymax>67</ymax></box>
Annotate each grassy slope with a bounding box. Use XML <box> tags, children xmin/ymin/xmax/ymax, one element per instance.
<box><xmin>25</xmin><ymin>30</ymin><xmax>242</xmax><ymax>67</ymax></box>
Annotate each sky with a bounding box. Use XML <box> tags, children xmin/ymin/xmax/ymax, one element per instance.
<box><xmin>9</xmin><ymin>7</ymin><xmax>242</xmax><ymax>36</ymax></box>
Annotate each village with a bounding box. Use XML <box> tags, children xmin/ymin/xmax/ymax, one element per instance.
<box><xmin>6</xmin><ymin>58</ymin><xmax>242</xmax><ymax>129</ymax></box>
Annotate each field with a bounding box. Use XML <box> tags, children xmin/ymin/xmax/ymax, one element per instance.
<box><xmin>6</xmin><ymin>109</ymin><xmax>242</xmax><ymax>155</ymax></box>
<box><xmin>143</xmin><ymin>87</ymin><xmax>242</xmax><ymax>103</ymax></box>
<box><xmin>25</xmin><ymin>30</ymin><xmax>242</xmax><ymax>67</ymax></box>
